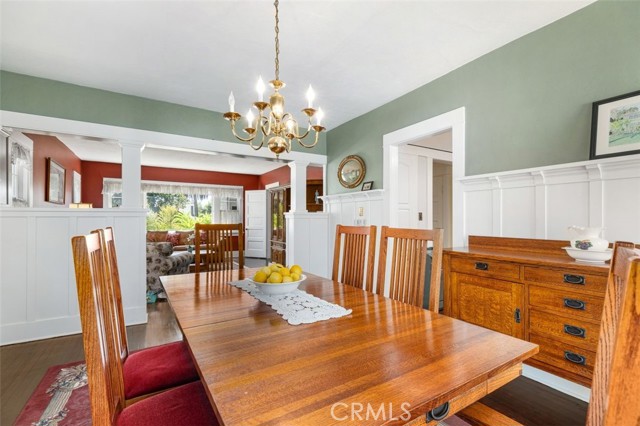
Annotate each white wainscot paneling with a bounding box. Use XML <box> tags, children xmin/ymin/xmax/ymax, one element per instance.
<box><xmin>0</xmin><ymin>208</ymin><xmax>147</xmax><ymax>345</ymax></box>
<box><xmin>459</xmin><ymin>154</ymin><xmax>640</xmax><ymax>244</ymax></box>
<box><xmin>320</xmin><ymin>190</ymin><xmax>384</xmax><ymax>278</ymax></box>
<box><xmin>285</xmin><ymin>212</ymin><xmax>330</xmax><ymax>278</ymax></box>
<box><xmin>463</xmin><ymin>185</ymin><xmax>493</xmax><ymax>240</ymax></box>
<box><xmin>546</xmin><ymin>182</ymin><xmax>590</xmax><ymax>239</ymax></box>
<box><xmin>603</xmin><ymin>178</ymin><xmax>640</xmax><ymax>242</ymax></box>
<box><xmin>502</xmin><ymin>186</ymin><xmax>536</xmax><ymax>239</ymax></box>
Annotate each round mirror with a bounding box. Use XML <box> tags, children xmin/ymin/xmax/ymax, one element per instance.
<box><xmin>337</xmin><ymin>155</ymin><xmax>366</xmax><ymax>188</ymax></box>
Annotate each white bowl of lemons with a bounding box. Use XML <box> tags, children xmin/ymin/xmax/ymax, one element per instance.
<box><xmin>248</xmin><ymin>263</ymin><xmax>306</xmax><ymax>295</ymax></box>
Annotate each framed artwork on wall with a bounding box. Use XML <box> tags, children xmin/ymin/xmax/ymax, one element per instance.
<box><xmin>590</xmin><ymin>90</ymin><xmax>640</xmax><ymax>159</ymax></box>
<box><xmin>8</xmin><ymin>132</ymin><xmax>33</xmax><ymax>207</ymax></box>
<box><xmin>73</xmin><ymin>171</ymin><xmax>82</xmax><ymax>203</ymax></box>
<box><xmin>361</xmin><ymin>181</ymin><xmax>373</xmax><ymax>191</ymax></box>
<box><xmin>0</xmin><ymin>135</ymin><xmax>8</xmax><ymax>205</ymax></box>
<box><xmin>45</xmin><ymin>157</ymin><xmax>66</xmax><ymax>204</ymax></box>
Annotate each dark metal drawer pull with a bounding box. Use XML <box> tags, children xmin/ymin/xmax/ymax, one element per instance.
<box><xmin>563</xmin><ymin>324</ymin><xmax>586</xmax><ymax>338</ymax></box>
<box><xmin>563</xmin><ymin>298</ymin><xmax>586</xmax><ymax>310</ymax></box>
<box><xmin>427</xmin><ymin>402</ymin><xmax>450</xmax><ymax>421</ymax></box>
<box><xmin>563</xmin><ymin>274</ymin><xmax>585</xmax><ymax>285</ymax></box>
<box><xmin>475</xmin><ymin>262</ymin><xmax>489</xmax><ymax>271</ymax></box>
<box><xmin>564</xmin><ymin>351</ymin><xmax>586</xmax><ymax>365</ymax></box>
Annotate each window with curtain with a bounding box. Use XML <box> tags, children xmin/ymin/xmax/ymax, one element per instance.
<box><xmin>102</xmin><ymin>179</ymin><xmax>243</xmax><ymax>230</ymax></box>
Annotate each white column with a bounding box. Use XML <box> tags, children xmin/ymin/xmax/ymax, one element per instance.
<box><xmin>119</xmin><ymin>140</ymin><xmax>145</xmax><ymax>208</ymax></box>
<box><xmin>288</xmin><ymin>161</ymin><xmax>309</xmax><ymax>213</ymax></box>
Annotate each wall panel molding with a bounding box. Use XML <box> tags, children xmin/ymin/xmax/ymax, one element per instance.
<box><xmin>460</xmin><ymin>154</ymin><xmax>640</xmax><ymax>244</ymax></box>
<box><xmin>0</xmin><ymin>208</ymin><xmax>147</xmax><ymax>345</ymax></box>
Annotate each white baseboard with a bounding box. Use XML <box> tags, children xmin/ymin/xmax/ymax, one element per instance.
<box><xmin>522</xmin><ymin>364</ymin><xmax>591</xmax><ymax>402</ymax></box>
<box><xmin>0</xmin><ymin>307</ymin><xmax>147</xmax><ymax>346</ymax></box>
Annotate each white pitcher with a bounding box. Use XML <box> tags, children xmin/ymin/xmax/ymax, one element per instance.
<box><xmin>567</xmin><ymin>226</ymin><xmax>609</xmax><ymax>251</ymax></box>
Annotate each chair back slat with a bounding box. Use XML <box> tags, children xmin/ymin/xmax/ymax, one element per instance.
<box><xmin>587</xmin><ymin>242</ymin><xmax>640</xmax><ymax>426</ymax></box>
<box><xmin>92</xmin><ymin>227</ymin><xmax>129</xmax><ymax>361</ymax></box>
<box><xmin>195</xmin><ymin>223</ymin><xmax>244</xmax><ymax>272</ymax></box>
<box><xmin>376</xmin><ymin>226</ymin><xmax>443</xmax><ymax>310</ymax></box>
<box><xmin>332</xmin><ymin>225</ymin><xmax>377</xmax><ymax>292</ymax></box>
<box><xmin>72</xmin><ymin>233</ymin><xmax>125</xmax><ymax>426</ymax></box>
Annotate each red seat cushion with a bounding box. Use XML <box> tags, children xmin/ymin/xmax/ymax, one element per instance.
<box><xmin>123</xmin><ymin>341</ymin><xmax>199</xmax><ymax>399</ymax></box>
<box><xmin>117</xmin><ymin>381</ymin><xmax>219</xmax><ymax>426</ymax></box>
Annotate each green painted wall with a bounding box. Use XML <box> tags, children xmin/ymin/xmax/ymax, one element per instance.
<box><xmin>326</xmin><ymin>0</ymin><xmax>640</xmax><ymax>194</ymax></box>
<box><xmin>0</xmin><ymin>71</ymin><xmax>326</xmax><ymax>155</ymax></box>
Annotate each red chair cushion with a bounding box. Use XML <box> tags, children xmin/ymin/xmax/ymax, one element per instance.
<box><xmin>123</xmin><ymin>341</ymin><xmax>199</xmax><ymax>399</ymax></box>
<box><xmin>117</xmin><ymin>381</ymin><xmax>219</xmax><ymax>426</ymax></box>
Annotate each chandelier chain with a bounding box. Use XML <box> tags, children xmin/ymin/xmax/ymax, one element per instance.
<box><xmin>274</xmin><ymin>0</ymin><xmax>280</xmax><ymax>81</ymax></box>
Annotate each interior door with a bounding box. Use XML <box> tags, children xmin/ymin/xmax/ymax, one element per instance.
<box><xmin>396</xmin><ymin>152</ymin><xmax>419</xmax><ymax>228</ymax></box>
<box><xmin>244</xmin><ymin>190</ymin><xmax>267</xmax><ymax>258</ymax></box>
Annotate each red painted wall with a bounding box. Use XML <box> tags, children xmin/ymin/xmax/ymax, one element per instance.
<box><xmin>82</xmin><ymin>161</ymin><xmax>261</xmax><ymax>207</ymax></box>
<box><xmin>26</xmin><ymin>134</ymin><xmax>82</xmax><ymax>207</ymax></box>
<box><xmin>258</xmin><ymin>165</ymin><xmax>323</xmax><ymax>189</ymax></box>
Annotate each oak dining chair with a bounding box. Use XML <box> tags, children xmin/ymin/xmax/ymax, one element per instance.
<box><xmin>456</xmin><ymin>242</ymin><xmax>640</xmax><ymax>426</ymax></box>
<box><xmin>586</xmin><ymin>241</ymin><xmax>639</xmax><ymax>426</ymax></box>
<box><xmin>71</xmin><ymin>232</ymin><xmax>218</xmax><ymax>426</ymax></box>
<box><xmin>376</xmin><ymin>226</ymin><xmax>443</xmax><ymax>311</ymax></box>
<box><xmin>92</xmin><ymin>227</ymin><xmax>199</xmax><ymax>401</ymax></box>
<box><xmin>194</xmin><ymin>223</ymin><xmax>244</xmax><ymax>272</ymax></box>
<box><xmin>332</xmin><ymin>225</ymin><xmax>377</xmax><ymax>292</ymax></box>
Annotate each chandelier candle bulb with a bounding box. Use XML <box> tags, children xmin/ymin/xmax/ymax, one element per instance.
<box><xmin>256</xmin><ymin>76</ymin><xmax>265</xmax><ymax>102</ymax></box>
<box><xmin>306</xmin><ymin>85</ymin><xmax>315</xmax><ymax>108</ymax></box>
<box><xmin>246</xmin><ymin>110</ymin><xmax>255</xmax><ymax>128</ymax></box>
<box><xmin>316</xmin><ymin>108</ymin><xmax>324</xmax><ymax>126</ymax></box>
<box><xmin>228</xmin><ymin>92</ymin><xmax>235</xmax><ymax>112</ymax></box>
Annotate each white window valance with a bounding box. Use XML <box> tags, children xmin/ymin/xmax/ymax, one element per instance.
<box><xmin>102</xmin><ymin>179</ymin><xmax>242</xmax><ymax>199</ymax></box>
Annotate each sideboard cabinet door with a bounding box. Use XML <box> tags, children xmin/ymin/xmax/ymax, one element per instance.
<box><xmin>451</xmin><ymin>272</ymin><xmax>525</xmax><ymax>339</ymax></box>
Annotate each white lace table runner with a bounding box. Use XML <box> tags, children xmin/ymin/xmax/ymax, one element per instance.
<box><xmin>229</xmin><ymin>280</ymin><xmax>352</xmax><ymax>325</ymax></box>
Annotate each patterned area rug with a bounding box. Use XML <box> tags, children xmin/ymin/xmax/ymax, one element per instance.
<box><xmin>14</xmin><ymin>361</ymin><xmax>89</xmax><ymax>426</ymax></box>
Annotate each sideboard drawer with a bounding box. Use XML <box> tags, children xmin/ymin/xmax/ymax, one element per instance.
<box><xmin>528</xmin><ymin>285</ymin><xmax>604</xmax><ymax>322</ymax></box>
<box><xmin>529</xmin><ymin>308</ymin><xmax>600</xmax><ymax>351</ymax></box>
<box><xmin>450</xmin><ymin>257</ymin><xmax>520</xmax><ymax>281</ymax></box>
<box><xmin>530</xmin><ymin>334</ymin><xmax>595</xmax><ymax>381</ymax></box>
<box><xmin>523</xmin><ymin>266</ymin><xmax>607</xmax><ymax>295</ymax></box>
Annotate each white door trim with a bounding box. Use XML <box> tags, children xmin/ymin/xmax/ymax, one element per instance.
<box><xmin>383</xmin><ymin>107</ymin><xmax>465</xmax><ymax>247</ymax></box>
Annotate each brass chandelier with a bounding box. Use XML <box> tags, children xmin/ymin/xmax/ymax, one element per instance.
<box><xmin>223</xmin><ymin>0</ymin><xmax>325</xmax><ymax>158</ymax></box>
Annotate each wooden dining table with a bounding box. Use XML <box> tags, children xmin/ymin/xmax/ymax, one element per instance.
<box><xmin>161</xmin><ymin>269</ymin><xmax>538</xmax><ymax>426</ymax></box>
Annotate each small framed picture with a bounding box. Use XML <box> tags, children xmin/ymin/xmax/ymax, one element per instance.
<box><xmin>590</xmin><ymin>90</ymin><xmax>640</xmax><ymax>160</ymax></box>
<box><xmin>361</xmin><ymin>181</ymin><xmax>373</xmax><ymax>191</ymax></box>
<box><xmin>45</xmin><ymin>158</ymin><xmax>66</xmax><ymax>204</ymax></box>
<box><xmin>73</xmin><ymin>171</ymin><xmax>82</xmax><ymax>203</ymax></box>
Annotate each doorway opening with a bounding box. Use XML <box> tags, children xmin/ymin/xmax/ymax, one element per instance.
<box><xmin>383</xmin><ymin>107</ymin><xmax>465</xmax><ymax>248</ymax></box>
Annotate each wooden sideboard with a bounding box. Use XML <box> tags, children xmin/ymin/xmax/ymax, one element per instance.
<box><xmin>443</xmin><ymin>236</ymin><xmax>610</xmax><ymax>386</ymax></box>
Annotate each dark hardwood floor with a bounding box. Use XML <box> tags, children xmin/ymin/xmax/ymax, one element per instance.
<box><xmin>481</xmin><ymin>376</ymin><xmax>587</xmax><ymax>426</ymax></box>
<box><xmin>1</xmin><ymin>298</ymin><xmax>588</xmax><ymax>426</ymax></box>
<box><xmin>0</xmin><ymin>302</ymin><xmax>182</xmax><ymax>425</ymax></box>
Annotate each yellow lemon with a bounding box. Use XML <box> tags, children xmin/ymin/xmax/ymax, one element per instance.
<box><xmin>290</xmin><ymin>273</ymin><xmax>300</xmax><ymax>282</ymax></box>
<box><xmin>253</xmin><ymin>271</ymin><xmax>268</xmax><ymax>283</ymax></box>
<box><xmin>279</xmin><ymin>267</ymin><xmax>291</xmax><ymax>277</ymax></box>
<box><xmin>270</xmin><ymin>264</ymin><xmax>281</xmax><ymax>272</ymax></box>
<box><xmin>282</xmin><ymin>276</ymin><xmax>293</xmax><ymax>283</ymax></box>
<box><xmin>269</xmin><ymin>272</ymin><xmax>283</xmax><ymax>284</ymax></box>
<box><xmin>290</xmin><ymin>265</ymin><xmax>303</xmax><ymax>275</ymax></box>
<box><xmin>260</xmin><ymin>266</ymin><xmax>272</xmax><ymax>276</ymax></box>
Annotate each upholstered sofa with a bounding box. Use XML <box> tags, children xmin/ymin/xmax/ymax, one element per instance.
<box><xmin>147</xmin><ymin>231</ymin><xmax>195</xmax><ymax>252</ymax></box>
<box><xmin>146</xmin><ymin>230</ymin><xmax>240</xmax><ymax>252</ymax></box>
<box><xmin>146</xmin><ymin>242</ymin><xmax>194</xmax><ymax>297</ymax></box>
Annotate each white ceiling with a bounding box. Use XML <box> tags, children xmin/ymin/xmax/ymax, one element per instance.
<box><xmin>1</xmin><ymin>0</ymin><xmax>596</xmax><ymax>132</ymax></box>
